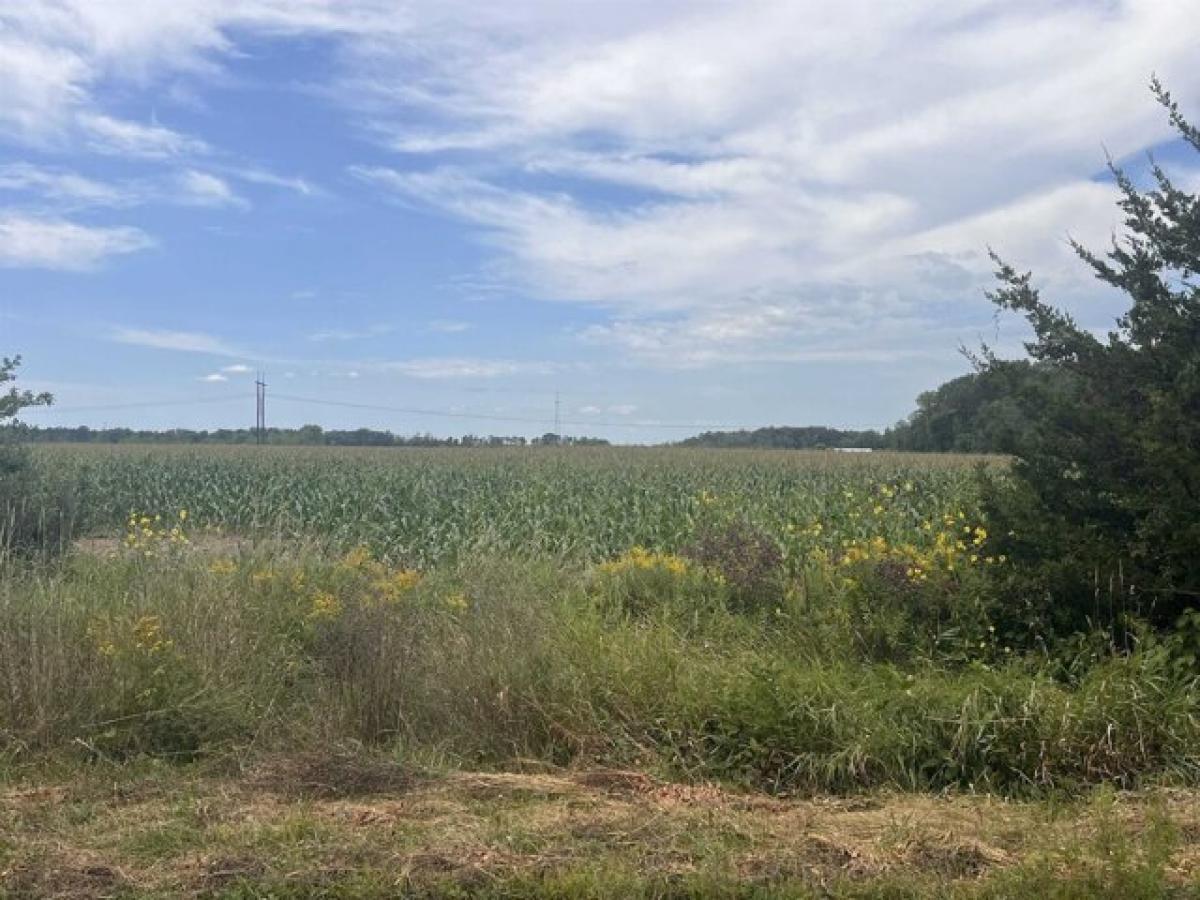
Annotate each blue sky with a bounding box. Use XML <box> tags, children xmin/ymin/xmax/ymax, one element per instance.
<box><xmin>2</xmin><ymin>1</ymin><xmax>1198</xmax><ymax>441</ymax></box>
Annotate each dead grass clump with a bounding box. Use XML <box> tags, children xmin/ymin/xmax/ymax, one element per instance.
<box><xmin>571</xmin><ymin>768</ymin><xmax>657</xmax><ymax>794</ymax></box>
<box><xmin>452</xmin><ymin>771</ymin><xmax>577</xmax><ymax>802</ymax></box>
<box><xmin>247</xmin><ymin>749</ymin><xmax>417</xmax><ymax>800</ymax></box>
<box><xmin>735</xmin><ymin>850</ymin><xmax>815</xmax><ymax>883</ymax></box>
<box><xmin>194</xmin><ymin>853</ymin><xmax>267</xmax><ymax>889</ymax></box>
<box><xmin>900</xmin><ymin>836</ymin><xmax>1009</xmax><ymax>877</ymax></box>
<box><xmin>801</xmin><ymin>834</ymin><xmax>867</xmax><ymax>873</ymax></box>
<box><xmin>1</xmin><ymin>853</ymin><xmax>127</xmax><ymax>899</ymax></box>
<box><xmin>399</xmin><ymin>847</ymin><xmax>517</xmax><ymax>892</ymax></box>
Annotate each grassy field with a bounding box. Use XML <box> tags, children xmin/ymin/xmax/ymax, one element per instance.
<box><xmin>3</xmin><ymin>445</ymin><xmax>1198</xmax><ymax>897</ymax></box>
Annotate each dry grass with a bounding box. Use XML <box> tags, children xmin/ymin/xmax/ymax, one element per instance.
<box><xmin>1</xmin><ymin>755</ymin><xmax>1197</xmax><ymax>898</ymax></box>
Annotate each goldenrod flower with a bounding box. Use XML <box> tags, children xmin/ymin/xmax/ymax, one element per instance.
<box><xmin>308</xmin><ymin>591</ymin><xmax>341</xmax><ymax>620</ymax></box>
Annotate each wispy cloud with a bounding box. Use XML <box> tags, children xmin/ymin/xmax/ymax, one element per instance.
<box><xmin>0</xmin><ymin>163</ymin><xmax>132</xmax><ymax>207</ymax></box>
<box><xmin>111</xmin><ymin>327</ymin><xmax>240</xmax><ymax>356</ymax></box>
<box><xmin>174</xmin><ymin>170</ymin><xmax>248</xmax><ymax>209</ymax></box>
<box><xmin>382</xmin><ymin>357</ymin><xmax>557</xmax><ymax>379</ymax></box>
<box><xmin>201</xmin><ymin>363</ymin><xmax>255</xmax><ymax>381</ymax></box>
<box><xmin>78</xmin><ymin>113</ymin><xmax>208</xmax><ymax>160</ymax></box>
<box><xmin>0</xmin><ymin>213</ymin><xmax>152</xmax><ymax>270</ymax></box>
<box><xmin>0</xmin><ymin>163</ymin><xmax>251</xmax><ymax>211</ymax></box>
<box><xmin>308</xmin><ymin>323</ymin><xmax>393</xmax><ymax>342</ymax></box>
<box><xmin>340</xmin><ymin>2</ymin><xmax>1199</xmax><ymax>368</ymax></box>
<box><xmin>222</xmin><ymin>166</ymin><xmax>319</xmax><ymax>197</ymax></box>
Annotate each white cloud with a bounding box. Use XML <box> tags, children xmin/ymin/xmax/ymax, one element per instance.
<box><xmin>174</xmin><ymin>170</ymin><xmax>247</xmax><ymax>209</ymax></box>
<box><xmin>221</xmin><ymin>166</ymin><xmax>318</xmax><ymax>196</ymax></box>
<box><xmin>111</xmin><ymin>327</ymin><xmax>239</xmax><ymax>356</ymax></box>
<box><xmin>0</xmin><ymin>213</ymin><xmax>152</xmax><ymax>269</ymax></box>
<box><xmin>341</xmin><ymin>1</ymin><xmax>1200</xmax><ymax>366</ymax></box>
<box><xmin>0</xmin><ymin>34</ymin><xmax>89</xmax><ymax>143</ymax></box>
<box><xmin>354</xmin><ymin>165</ymin><xmax>914</xmax><ymax>314</ymax></box>
<box><xmin>0</xmin><ymin>163</ymin><xmax>131</xmax><ymax>207</ymax></box>
<box><xmin>200</xmin><ymin>372</ymin><xmax>227</xmax><ymax>382</ymax></box>
<box><xmin>308</xmin><ymin>323</ymin><xmax>393</xmax><ymax>342</ymax></box>
<box><xmin>78</xmin><ymin>112</ymin><xmax>207</xmax><ymax>159</ymax></box>
<box><xmin>382</xmin><ymin>357</ymin><xmax>557</xmax><ymax>379</ymax></box>
<box><xmin>221</xmin><ymin>363</ymin><xmax>253</xmax><ymax>374</ymax></box>
<box><xmin>0</xmin><ymin>162</ymin><xmax>257</xmax><ymax>213</ymax></box>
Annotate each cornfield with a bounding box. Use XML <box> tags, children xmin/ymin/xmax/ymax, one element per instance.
<box><xmin>33</xmin><ymin>445</ymin><xmax>997</xmax><ymax>568</ymax></box>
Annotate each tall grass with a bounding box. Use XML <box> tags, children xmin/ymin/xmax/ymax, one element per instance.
<box><xmin>3</xmin><ymin>543</ymin><xmax>1197</xmax><ymax>794</ymax></box>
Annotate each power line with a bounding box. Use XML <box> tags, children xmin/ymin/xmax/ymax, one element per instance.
<box><xmin>270</xmin><ymin>391</ymin><xmax>804</xmax><ymax>431</ymax></box>
<box><xmin>17</xmin><ymin>388</ymin><xmax>896</xmax><ymax>433</ymax></box>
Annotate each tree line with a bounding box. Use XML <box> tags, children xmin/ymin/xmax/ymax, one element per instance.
<box><xmin>0</xmin><ymin>423</ymin><xmax>609</xmax><ymax>448</ymax></box>
<box><xmin>676</xmin><ymin>365</ymin><xmax>1053</xmax><ymax>453</ymax></box>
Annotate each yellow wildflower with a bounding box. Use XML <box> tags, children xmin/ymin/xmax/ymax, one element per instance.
<box><xmin>340</xmin><ymin>545</ymin><xmax>373</xmax><ymax>570</ymax></box>
<box><xmin>131</xmin><ymin>615</ymin><xmax>173</xmax><ymax>654</ymax></box>
<box><xmin>308</xmin><ymin>591</ymin><xmax>341</xmax><ymax>620</ymax></box>
<box><xmin>209</xmin><ymin>558</ymin><xmax>236</xmax><ymax>576</ymax></box>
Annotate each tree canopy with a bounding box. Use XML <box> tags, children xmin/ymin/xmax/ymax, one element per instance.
<box><xmin>0</xmin><ymin>356</ymin><xmax>52</xmax><ymax>423</ymax></box>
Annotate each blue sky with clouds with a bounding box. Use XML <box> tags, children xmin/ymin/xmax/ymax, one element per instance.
<box><xmin>2</xmin><ymin>1</ymin><xmax>1198</xmax><ymax>441</ymax></box>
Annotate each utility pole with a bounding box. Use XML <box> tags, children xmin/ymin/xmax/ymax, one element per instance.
<box><xmin>255</xmin><ymin>373</ymin><xmax>267</xmax><ymax>445</ymax></box>
<box><xmin>553</xmin><ymin>391</ymin><xmax>561</xmax><ymax>442</ymax></box>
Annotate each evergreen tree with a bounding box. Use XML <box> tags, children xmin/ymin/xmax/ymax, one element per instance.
<box><xmin>982</xmin><ymin>79</ymin><xmax>1200</xmax><ymax>629</ymax></box>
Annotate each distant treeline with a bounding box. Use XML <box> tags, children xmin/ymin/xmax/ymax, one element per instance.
<box><xmin>677</xmin><ymin>425</ymin><xmax>886</xmax><ymax>450</ymax></box>
<box><xmin>679</xmin><ymin>361</ymin><xmax>1049</xmax><ymax>453</ymax></box>
<box><xmin>2</xmin><ymin>423</ymin><xmax>609</xmax><ymax>448</ymax></box>
<box><xmin>7</xmin><ymin>362</ymin><xmax>1046</xmax><ymax>453</ymax></box>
